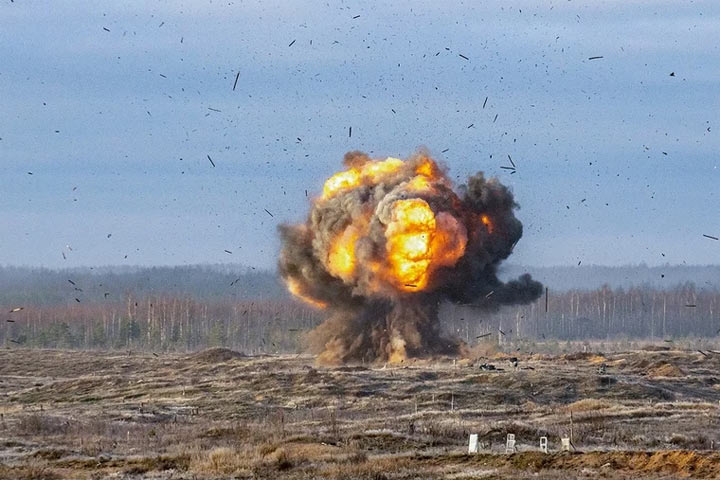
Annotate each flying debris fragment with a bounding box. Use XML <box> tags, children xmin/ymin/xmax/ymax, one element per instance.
<box><xmin>233</xmin><ymin>71</ymin><xmax>240</xmax><ymax>91</ymax></box>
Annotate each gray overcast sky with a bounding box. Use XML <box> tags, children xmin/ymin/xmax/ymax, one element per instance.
<box><xmin>1</xmin><ymin>0</ymin><xmax>718</xmax><ymax>269</ymax></box>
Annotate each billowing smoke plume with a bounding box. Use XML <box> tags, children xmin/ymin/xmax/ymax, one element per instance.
<box><xmin>279</xmin><ymin>151</ymin><xmax>542</xmax><ymax>364</ymax></box>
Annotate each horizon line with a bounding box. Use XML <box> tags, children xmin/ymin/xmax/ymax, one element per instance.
<box><xmin>1</xmin><ymin>262</ymin><xmax>719</xmax><ymax>272</ymax></box>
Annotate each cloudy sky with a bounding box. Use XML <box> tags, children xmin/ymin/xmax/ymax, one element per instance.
<box><xmin>1</xmin><ymin>0</ymin><xmax>718</xmax><ymax>269</ymax></box>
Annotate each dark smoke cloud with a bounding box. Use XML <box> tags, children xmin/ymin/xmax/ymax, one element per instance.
<box><xmin>278</xmin><ymin>151</ymin><xmax>542</xmax><ymax>364</ymax></box>
<box><xmin>440</xmin><ymin>172</ymin><xmax>544</xmax><ymax>307</ymax></box>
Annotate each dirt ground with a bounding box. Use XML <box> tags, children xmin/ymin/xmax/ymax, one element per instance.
<box><xmin>1</xmin><ymin>347</ymin><xmax>720</xmax><ymax>479</ymax></box>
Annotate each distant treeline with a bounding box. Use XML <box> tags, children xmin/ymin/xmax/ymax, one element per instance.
<box><xmin>1</xmin><ymin>265</ymin><xmax>719</xmax><ymax>352</ymax></box>
<box><xmin>0</xmin><ymin>264</ymin><xmax>285</xmax><ymax>306</ymax></box>
<box><xmin>2</xmin><ymin>295</ymin><xmax>321</xmax><ymax>353</ymax></box>
<box><xmin>2</xmin><ymin>264</ymin><xmax>718</xmax><ymax>307</ymax></box>
<box><xmin>444</xmin><ymin>282</ymin><xmax>719</xmax><ymax>344</ymax></box>
<box><xmin>501</xmin><ymin>264</ymin><xmax>720</xmax><ymax>291</ymax></box>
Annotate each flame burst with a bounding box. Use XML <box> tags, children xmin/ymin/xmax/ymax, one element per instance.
<box><xmin>279</xmin><ymin>150</ymin><xmax>542</xmax><ymax>364</ymax></box>
<box><xmin>322</xmin><ymin>156</ymin><xmax>405</xmax><ymax>199</ymax></box>
<box><xmin>386</xmin><ymin>199</ymin><xmax>466</xmax><ymax>291</ymax></box>
<box><xmin>286</xmin><ymin>278</ymin><xmax>328</xmax><ymax>309</ymax></box>
<box><xmin>328</xmin><ymin>225</ymin><xmax>360</xmax><ymax>281</ymax></box>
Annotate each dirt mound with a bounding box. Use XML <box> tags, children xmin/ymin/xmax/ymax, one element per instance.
<box><xmin>189</xmin><ymin>348</ymin><xmax>246</xmax><ymax>363</ymax></box>
<box><xmin>626</xmin><ymin>357</ymin><xmax>653</xmax><ymax>369</ymax></box>
<box><xmin>642</xmin><ymin>344</ymin><xmax>671</xmax><ymax>352</ymax></box>
<box><xmin>647</xmin><ymin>362</ymin><xmax>684</xmax><ymax>378</ymax></box>
<box><xmin>463</xmin><ymin>450</ymin><xmax>720</xmax><ymax>478</ymax></box>
<box><xmin>563</xmin><ymin>352</ymin><xmax>604</xmax><ymax>362</ymax></box>
<box><xmin>589</xmin><ymin>450</ymin><xmax>720</xmax><ymax>478</ymax></box>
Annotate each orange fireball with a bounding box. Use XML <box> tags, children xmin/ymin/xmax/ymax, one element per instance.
<box><xmin>322</xmin><ymin>157</ymin><xmax>405</xmax><ymax>199</ymax></box>
<box><xmin>385</xmin><ymin>199</ymin><xmax>467</xmax><ymax>291</ymax></box>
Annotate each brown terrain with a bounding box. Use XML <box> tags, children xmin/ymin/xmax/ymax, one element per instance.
<box><xmin>1</xmin><ymin>347</ymin><xmax>720</xmax><ymax>479</ymax></box>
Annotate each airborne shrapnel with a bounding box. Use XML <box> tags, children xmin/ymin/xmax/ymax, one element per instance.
<box><xmin>279</xmin><ymin>150</ymin><xmax>542</xmax><ymax>364</ymax></box>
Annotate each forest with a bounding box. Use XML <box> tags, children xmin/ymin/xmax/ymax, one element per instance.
<box><xmin>1</xmin><ymin>264</ymin><xmax>719</xmax><ymax>353</ymax></box>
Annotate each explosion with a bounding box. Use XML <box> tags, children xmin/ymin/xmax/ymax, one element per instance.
<box><xmin>279</xmin><ymin>150</ymin><xmax>542</xmax><ymax>364</ymax></box>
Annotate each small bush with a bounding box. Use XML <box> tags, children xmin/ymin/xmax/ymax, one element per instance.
<box><xmin>0</xmin><ymin>465</ymin><xmax>61</xmax><ymax>480</ymax></box>
<box><xmin>15</xmin><ymin>415</ymin><xmax>67</xmax><ymax>436</ymax></box>
<box><xmin>194</xmin><ymin>447</ymin><xmax>247</xmax><ymax>475</ymax></box>
<box><xmin>30</xmin><ymin>449</ymin><xmax>69</xmax><ymax>461</ymax></box>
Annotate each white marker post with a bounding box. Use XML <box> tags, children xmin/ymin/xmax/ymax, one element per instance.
<box><xmin>540</xmin><ymin>436</ymin><xmax>548</xmax><ymax>453</ymax></box>
<box><xmin>468</xmin><ymin>433</ymin><xmax>479</xmax><ymax>454</ymax></box>
<box><xmin>505</xmin><ymin>433</ymin><xmax>516</xmax><ymax>454</ymax></box>
<box><xmin>561</xmin><ymin>437</ymin><xmax>571</xmax><ymax>452</ymax></box>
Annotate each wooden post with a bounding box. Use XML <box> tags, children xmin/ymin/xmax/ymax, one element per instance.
<box><xmin>663</xmin><ymin>294</ymin><xmax>667</xmax><ymax>339</ymax></box>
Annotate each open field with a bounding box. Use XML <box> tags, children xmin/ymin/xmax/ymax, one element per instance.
<box><xmin>1</xmin><ymin>347</ymin><xmax>720</xmax><ymax>479</ymax></box>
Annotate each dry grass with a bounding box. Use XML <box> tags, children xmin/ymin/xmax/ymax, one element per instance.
<box><xmin>0</xmin><ymin>465</ymin><xmax>61</xmax><ymax>480</ymax></box>
<box><xmin>647</xmin><ymin>362</ymin><xmax>684</xmax><ymax>377</ymax></box>
<box><xmin>15</xmin><ymin>414</ymin><xmax>68</xmax><ymax>436</ymax></box>
<box><xmin>190</xmin><ymin>446</ymin><xmax>252</xmax><ymax>475</ymax></box>
<box><xmin>1</xmin><ymin>347</ymin><xmax>720</xmax><ymax>479</ymax></box>
<box><xmin>563</xmin><ymin>398</ymin><xmax>616</xmax><ymax>412</ymax></box>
